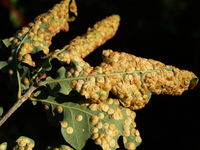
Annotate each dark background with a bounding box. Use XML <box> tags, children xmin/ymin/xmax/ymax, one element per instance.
<box><xmin>0</xmin><ymin>0</ymin><xmax>200</xmax><ymax>149</ymax></box>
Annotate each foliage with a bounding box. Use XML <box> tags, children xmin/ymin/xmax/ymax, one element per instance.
<box><xmin>0</xmin><ymin>0</ymin><xmax>198</xmax><ymax>150</ymax></box>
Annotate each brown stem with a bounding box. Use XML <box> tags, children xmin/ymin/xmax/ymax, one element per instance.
<box><xmin>0</xmin><ymin>85</ymin><xmax>36</xmax><ymax>127</ymax></box>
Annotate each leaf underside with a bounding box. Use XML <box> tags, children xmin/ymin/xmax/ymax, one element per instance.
<box><xmin>41</xmin><ymin>98</ymin><xmax>142</xmax><ymax>150</ymax></box>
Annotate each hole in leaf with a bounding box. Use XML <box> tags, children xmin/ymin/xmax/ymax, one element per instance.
<box><xmin>82</xmin><ymin>139</ymin><xmax>102</xmax><ymax>150</ymax></box>
<box><xmin>108</xmin><ymin>92</ymin><xmax>118</xmax><ymax>99</ymax></box>
<box><xmin>117</xmin><ymin>136</ymin><xmax>126</xmax><ymax>150</ymax></box>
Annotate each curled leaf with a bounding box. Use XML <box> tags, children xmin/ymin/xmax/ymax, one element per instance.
<box><xmin>6</xmin><ymin>0</ymin><xmax>78</xmax><ymax>66</ymax></box>
<box><xmin>67</xmin><ymin>50</ymin><xmax>198</xmax><ymax>110</ymax></box>
<box><xmin>57</xmin><ymin>15</ymin><xmax>120</xmax><ymax>64</ymax></box>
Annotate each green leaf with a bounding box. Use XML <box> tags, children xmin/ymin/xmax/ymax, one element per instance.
<box><xmin>41</xmin><ymin>57</ymin><xmax>53</xmax><ymax>72</ymax></box>
<box><xmin>2</xmin><ymin>39</ymin><xmax>12</xmax><ymax>48</ymax></box>
<box><xmin>0</xmin><ymin>61</ymin><xmax>8</xmax><ymax>70</ymax></box>
<box><xmin>39</xmin><ymin>98</ymin><xmax>142</xmax><ymax>150</ymax></box>
<box><xmin>0</xmin><ymin>107</ymin><xmax>3</xmax><ymax>117</ymax></box>
<box><xmin>57</xmin><ymin>67</ymin><xmax>72</xmax><ymax>95</ymax></box>
<box><xmin>61</xmin><ymin>102</ymin><xmax>92</xmax><ymax>150</ymax></box>
<box><xmin>45</xmin><ymin>67</ymin><xmax>72</xmax><ymax>95</ymax></box>
<box><xmin>0</xmin><ymin>142</ymin><xmax>7</xmax><ymax>150</ymax></box>
<box><xmin>40</xmin><ymin>24</ymin><xmax>49</xmax><ymax>29</ymax></box>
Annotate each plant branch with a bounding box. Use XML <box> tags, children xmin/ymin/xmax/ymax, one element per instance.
<box><xmin>0</xmin><ymin>85</ymin><xmax>37</xmax><ymax>127</ymax></box>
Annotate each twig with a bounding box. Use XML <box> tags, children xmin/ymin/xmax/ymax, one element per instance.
<box><xmin>0</xmin><ymin>85</ymin><xmax>36</xmax><ymax>127</ymax></box>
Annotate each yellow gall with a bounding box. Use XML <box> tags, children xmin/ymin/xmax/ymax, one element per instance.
<box><xmin>89</xmin><ymin>104</ymin><xmax>98</xmax><ymax>111</ymax></box>
<box><xmin>76</xmin><ymin>66</ymin><xmax>82</xmax><ymax>72</ymax></box>
<box><xmin>113</xmin><ymin>112</ymin><xmax>122</xmax><ymax>120</ymax></box>
<box><xmin>17</xmin><ymin>140</ymin><xmax>26</xmax><ymax>147</ymax></box>
<box><xmin>131</xmin><ymin>121</ymin><xmax>137</xmax><ymax>128</ymax></box>
<box><xmin>99</xmin><ymin>93</ymin><xmax>108</xmax><ymax>101</ymax></box>
<box><xmin>17</xmin><ymin>32</ymin><xmax>23</xmax><ymax>37</ymax></box>
<box><xmin>87</xmin><ymin>76</ymin><xmax>96</xmax><ymax>83</ymax></box>
<box><xmin>0</xmin><ymin>144</ymin><xmax>6</xmax><ymax>150</ymax></box>
<box><xmin>105</xmin><ymin>129</ymin><xmax>113</xmax><ymax>135</ymax></box>
<box><xmin>100</xmin><ymin>103</ymin><xmax>109</xmax><ymax>112</ymax></box>
<box><xmin>107</xmin><ymin>98</ymin><xmax>113</xmax><ymax>104</ymax></box>
<box><xmin>75</xmin><ymin>80</ymin><xmax>84</xmax><ymax>91</ymax></box>
<box><xmin>130</xmin><ymin>111</ymin><xmax>136</xmax><ymax>119</ymax></box>
<box><xmin>102</xmin><ymin>142</ymin><xmax>109</xmax><ymax>150</ymax></box>
<box><xmin>113</xmin><ymin>100</ymin><xmax>119</xmax><ymax>105</ymax></box>
<box><xmin>27</xmin><ymin>142</ymin><xmax>35</xmax><ymax>148</ymax></box>
<box><xmin>91</xmin><ymin>93</ymin><xmax>99</xmax><ymax>100</ymax></box>
<box><xmin>112</xmin><ymin>129</ymin><xmax>119</xmax><ymax>136</ymax></box>
<box><xmin>44</xmin><ymin>105</ymin><xmax>49</xmax><ymax>110</ymax></box>
<box><xmin>104</xmin><ymin>135</ymin><xmax>111</xmax><ymax>142</ymax></box>
<box><xmin>56</xmin><ymin>105</ymin><xmax>63</xmax><ymax>113</ymax></box>
<box><xmin>97</xmin><ymin>133</ymin><xmax>104</xmax><ymax>139</ymax></box>
<box><xmin>123</xmin><ymin>125</ymin><xmax>130</xmax><ymax>131</ymax></box>
<box><xmin>90</xmin><ymin>115</ymin><xmax>99</xmax><ymax>125</ymax></box>
<box><xmin>0</xmin><ymin>144</ymin><xmax>7</xmax><ymax>150</ymax></box>
<box><xmin>110</xmin><ymin>139</ymin><xmax>116</xmax><ymax>148</ymax></box>
<box><xmin>8</xmin><ymin>69</ymin><xmax>14</xmax><ymax>76</ymax></box>
<box><xmin>98</xmin><ymin>113</ymin><xmax>105</xmax><ymax>119</ymax></box>
<box><xmin>13</xmin><ymin>38</ymin><xmax>19</xmax><ymax>44</ymax></box>
<box><xmin>108</xmin><ymin>108</ymin><xmax>115</xmax><ymax>115</ymax></box>
<box><xmin>103</xmin><ymin>123</ymin><xmax>109</xmax><ymax>129</ymax></box>
<box><xmin>135</xmin><ymin>129</ymin><xmax>140</xmax><ymax>136</ymax></box>
<box><xmin>135</xmin><ymin>136</ymin><xmax>142</xmax><ymax>143</ymax></box>
<box><xmin>123</xmin><ymin>129</ymin><xmax>130</xmax><ymax>137</ymax></box>
<box><xmin>60</xmin><ymin>121</ymin><xmax>68</xmax><ymax>128</ymax></box>
<box><xmin>96</xmin><ymin>77</ymin><xmax>105</xmax><ymax>83</ymax></box>
<box><xmin>126</xmin><ymin>109</ymin><xmax>131</xmax><ymax>116</ymax></box>
<box><xmin>23</xmin><ymin>137</ymin><xmax>31</xmax><ymax>143</ymax></box>
<box><xmin>66</xmin><ymin>127</ymin><xmax>74</xmax><ymax>134</ymax></box>
<box><xmin>75</xmin><ymin>115</ymin><xmax>83</xmax><ymax>122</ymax></box>
<box><xmin>74</xmin><ymin>71</ymin><xmax>79</xmax><ymax>77</ymax></box>
<box><xmin>92</xmin><ymin>133</ymin><xmax>99</xmax><ymax>140</ymax></box>
<box><xmin>95</xmin><ymin>138</ymin><xmax>102</xmax><ymax>145</ymax></box>
<box><xmin>71</xmin><ymin>80</ymin><xmax>77</xmax><ymax>88</ymax></box>
<box><xmin>102</xmin><ymin>50</ymin><xmax>111</xmax><ymax>57</ymax></box>
<box><xmin>66</xmin><ymin>72</ymin><xmax>72</xmax><ymax>77</ymax></box>
<box><xmin>126</xmin><ymin>142</ymin><xmax>136</xmax><ymax>150</ymax></box>
<box><xmin>91</xmin><ymin>127</ymin><xmax>99</xmax><ymax>134</ymax></box>
<box><xmin>131</xmin><ymin>128</ymin><xmax>136</xmax><ymax>136</ymax></box>
<box><xmin>23</xmin><ymin>78</ymin><xmax>30</xmax><ymax>86</ymax></box>
<box><xmin>125</xmin><ymin>117</ymin><xmax>132</xmax><ymax>126</ymax></box>
<box><xmin>8</xmin><ymin>56</ymin><xmax>13</xmax><ymax>62</ymax></box>
<box><xmin>96</xmin><ymin>122</ymin><xmax>103</xmax><ymax>129</ymax></box>
<box><xmin>109</xmin><ymin>124</ymin><xmax>116</xmax><ymax>130</ymax></box>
